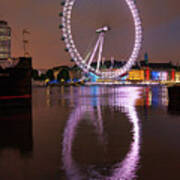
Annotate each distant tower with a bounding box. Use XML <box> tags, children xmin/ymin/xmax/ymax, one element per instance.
<box><xmin>22</xmin><ymin>29</ymin><xmax>30</xmax><ymax>57</ymax></box>
<box><xmin>0</xmin><ymin>20</ymin><xmax>11</xmax><ymax>61</ymax></box>
<box><xmin>144</xmin><ymin>52</ymin><xmax>148</xmax><ymax>65</ymax></box>
<box><xmin>111</xmin><ymin>56</ymin><xmax>115</xmax><ymax>68</ymax></box>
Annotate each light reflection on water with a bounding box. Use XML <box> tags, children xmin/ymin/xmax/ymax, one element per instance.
<box><xmin>45</xmin><ymin>85</ymin><xmax>168</xmax><ymax>108</ymax></box>
<box><xmin>1</xmin><ymin>85</ymin><xmax>178</xmax><ymax>180</ymax></box>
<box><xmin>62</xmin><ymin>86</ymin><xmax>142</xmax><ymax>180</ymax></box>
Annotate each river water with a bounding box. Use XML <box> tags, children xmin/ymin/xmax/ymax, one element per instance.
<box><xmin>0</xmin><ymin>85</ymin><xmax>180</xmax><ymax>180</ymax></box>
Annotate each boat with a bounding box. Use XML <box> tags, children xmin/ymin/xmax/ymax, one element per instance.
<box><xmin>0</xmin><ymin>57</ymin><xmax>32</xmax><ymax>101</ymax></box>
<box><xmin>168</xmin><ymin>84</ymin><xmax>180</xmax><ymax>112</ymax></box>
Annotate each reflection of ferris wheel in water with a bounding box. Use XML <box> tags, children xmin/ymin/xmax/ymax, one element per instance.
<box><xmin>62</xmin><ymin>87</ymin><xmax>141</xmax><ymax>179</ymax></box>
<box><xmin>60</xmin><ymin>0</ymin><xmax>142</xmax><ymax>79</ymax></box>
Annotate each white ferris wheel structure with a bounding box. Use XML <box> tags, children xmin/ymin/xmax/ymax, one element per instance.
<box><xmin>60</xmin><ymin>0</ymin><xmax>142</xmax><ymax>79</ymax></box>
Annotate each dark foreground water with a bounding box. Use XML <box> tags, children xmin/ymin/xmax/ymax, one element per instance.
<box><xmin>0</xmin><ymin>86</ymin><xmax>180</xmax><ymax>180</ymax></box>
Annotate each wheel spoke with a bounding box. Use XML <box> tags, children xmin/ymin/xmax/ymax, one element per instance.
<box><xmin>87</xmin><ymin>35</ymin><xmax>101</xmax><ymax>69</ymax></box>
<box><xmin>96</xmin><ymin>33</ymin><xmax>104</xmax><ymax>72</ymax></box>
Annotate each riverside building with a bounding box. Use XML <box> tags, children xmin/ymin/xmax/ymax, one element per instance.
<box><xmin>0</xmin><ymin>20</ymin><xmax>11</xmax><ymax>61</ymax></box>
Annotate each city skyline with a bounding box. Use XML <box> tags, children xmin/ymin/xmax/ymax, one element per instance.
<box><xmin>0</xmin><ymin>0</ymin><xmax>180</xmax><ymax>69</ymax></box>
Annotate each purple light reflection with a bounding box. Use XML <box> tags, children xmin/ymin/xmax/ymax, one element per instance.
<box><xmin>62</xmin><ymin>87</ymin><xmax>142</xmax><ymax>180</ymax></box>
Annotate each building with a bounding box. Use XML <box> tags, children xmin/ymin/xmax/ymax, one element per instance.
<box><xmin>128</xmin><ymin>69</ymin><xmax>145</xmax><ymax>81</ymax></box>
<box><xmin>175</xmin><ymin>72</ymin><xmax>180</xmax><ymax>82</ymax></box>
<box><xmin>0</xmin><ymin>20</ymin><xmax>11</xmax><ymax>61</ymax></box>
<box><xmin>140</xmin><ymin>59</ymin><xmax>176</xmax><ymax>81</ymax></box>
<box><xmin>0</xmin><ymin>57</ymin><xmax>32</xmax><ymax>97</ymax></box>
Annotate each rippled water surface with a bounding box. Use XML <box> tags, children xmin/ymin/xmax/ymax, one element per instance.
<box><xmin>0</xmin><ymin>86</ymin><xmax>180</xmax><ymax>180</ymax></box>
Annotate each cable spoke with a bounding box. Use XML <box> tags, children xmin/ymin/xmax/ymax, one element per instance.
<box><xmin>96</xmin><ymin>33</ymin><xmax>104</xmax><ymax>72</ymax></box>
<box><xmin>87</xmin><ymin>35</ymin><xmax>101</xmax><ymax>69</ymax></box>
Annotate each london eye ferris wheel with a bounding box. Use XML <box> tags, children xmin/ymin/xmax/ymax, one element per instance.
<box><xmin>59</xmin><ymin>0</ymin><xmax>142</xmax><ymax>79</ymax></box>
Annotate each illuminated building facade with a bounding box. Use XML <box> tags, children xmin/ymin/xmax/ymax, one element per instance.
<box><xmin>151</xmin><ymin>71</ymin><xmax>168</xmax><ymax>81</ymax></box>
<box><xmin>175</xmin><ymin>72</ymin><xmax>180</xmax><ymax>82</ymax></box>
<box><xmin>128</xmin><ymin>70</ymin><xmax>145</xmax><ymax>81</ymax></box>
<box><xmin>0</xmin><ymin>20</ymin><xmax>11</xmax><ymax>61</ymax></box>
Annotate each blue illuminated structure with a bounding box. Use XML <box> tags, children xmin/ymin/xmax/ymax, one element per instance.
<box><xmin>87</xmin><ymin>72</ymin><xmax>99</xmax><ymax>82</ymax></box>
<box><xmin>151</xmin><ymin>71</ymin><xmax>160</xmax><ymax>81</ymax></box>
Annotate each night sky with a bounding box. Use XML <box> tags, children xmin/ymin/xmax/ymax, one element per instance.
<box><xmin>1</xmin><ymin>0</ymin><xmax>180</xmax><ymax>69</ymax></box>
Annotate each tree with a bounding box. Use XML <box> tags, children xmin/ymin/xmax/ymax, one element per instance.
<box><xmin>57</xmin><ymin>69</ymin><xmax>70</xmax><ymax>82</ymax></box>
<box><xmin>39</xmin><ymin>74</ymin><xmax>46</xmax><ymax>81</ymax></box>
<box><xmin>46</xmin><ymin>69</ymin><xmax>54</xmax><ymax>81</ymax></box>
<box><xmin>32</xmin><ymin>69</ymin><xmax>39</xmax><ymax>80</ymax></box>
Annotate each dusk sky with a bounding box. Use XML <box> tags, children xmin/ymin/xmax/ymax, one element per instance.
<box><xmin>1</xmin><ymin>0</ymin><xmax>180</xmax><ymax>69</ymax></box>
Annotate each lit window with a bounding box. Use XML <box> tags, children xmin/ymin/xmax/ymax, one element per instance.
<box><xmin>0</xmin><ymin>36</ymin><xmax>11</xmax><ymax>41</ymax></box>
<box><xmin>0</xmin><ymin>28</ymin><xmax>7</xmax><ymax>33</ymax></box>
<box><xmin>0</xmin><ymin>47</ymin><xmax>9</xmax><ymax>52</ymax></box>
<box><xmin>0</xmin><ymin>54</ymin><xmax>8</xmax><ymax>58</ymax></box>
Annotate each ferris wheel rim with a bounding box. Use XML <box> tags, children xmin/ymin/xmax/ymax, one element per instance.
<box><xmin>60</xmin><ymin>0</ymin><xmax>142</xmax><ymax>79</ymax></box>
